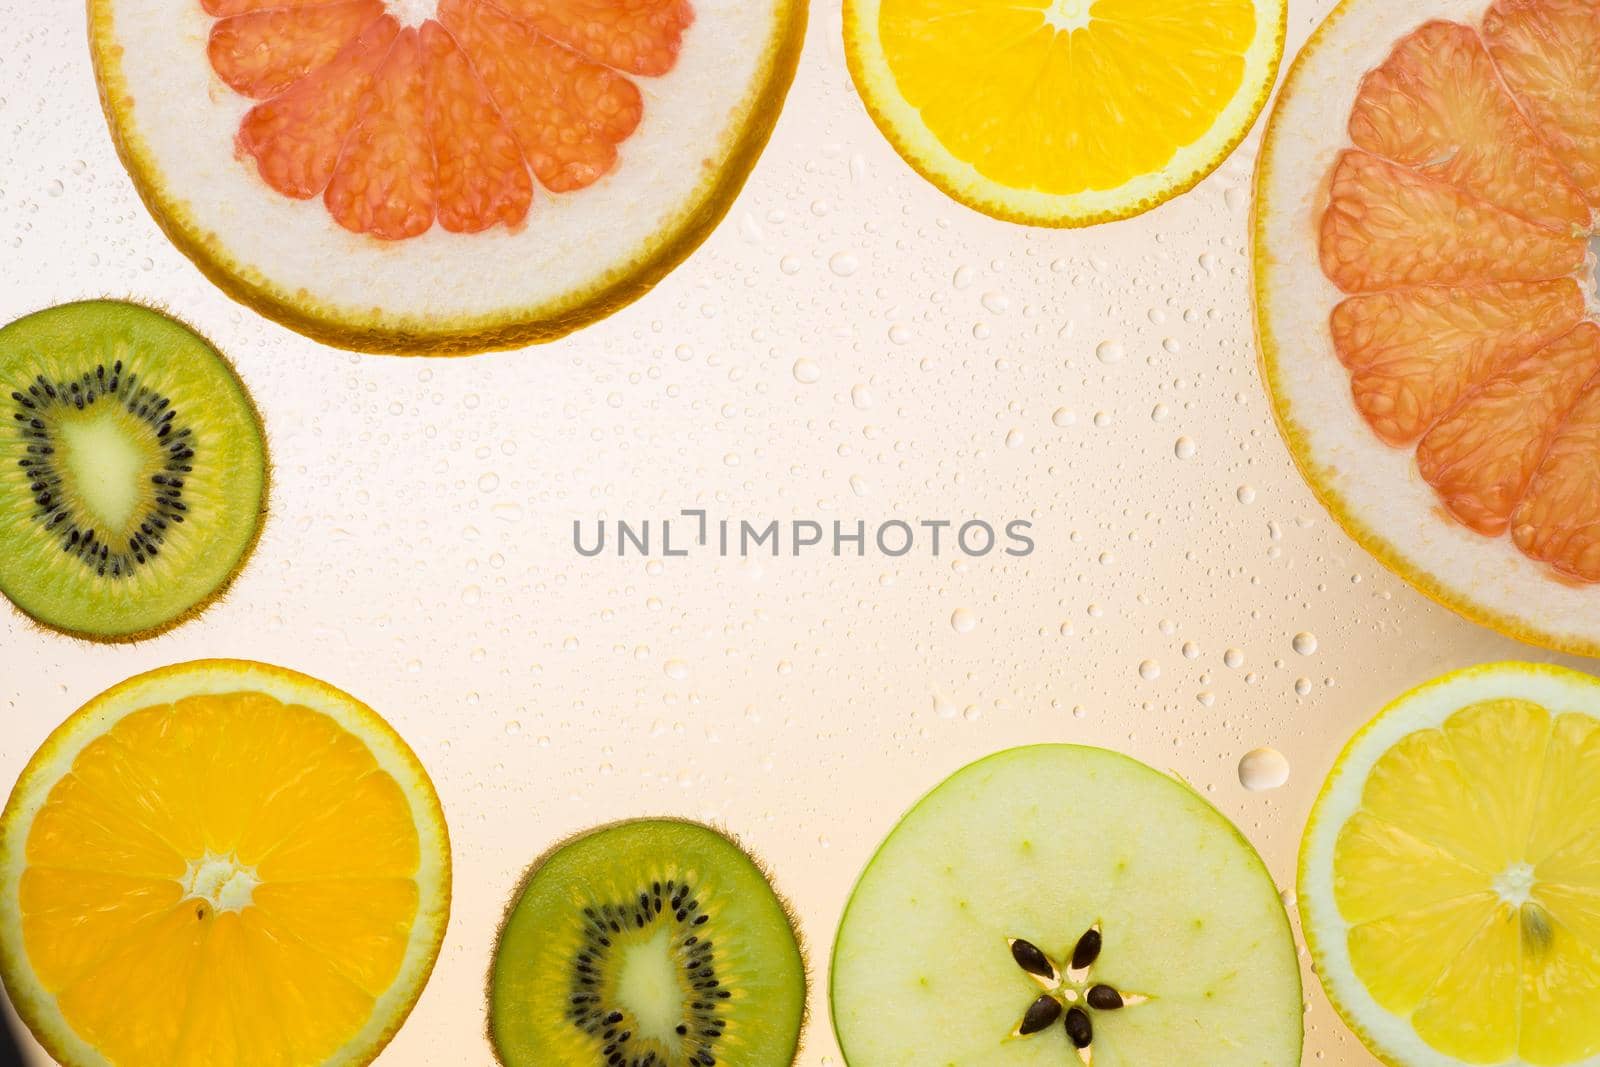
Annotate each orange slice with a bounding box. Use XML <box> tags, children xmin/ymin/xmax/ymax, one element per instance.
<box><xmin>1255</xmin><ymin>0</ymin><xmax>1600</xmax><ymax>658</ymax></box>
<box><xmin>0</xmin><ymin>660</ymin><xmax>451</xmax><ymax>1067</ymax></box>
<box><xmin>90</xmin><ymin>0</ymin><xmax>806</xmax><ymax>352</ymax></box>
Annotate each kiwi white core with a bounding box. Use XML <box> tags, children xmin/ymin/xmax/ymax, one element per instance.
<box><xmin>56</xmin><ymin>410</ymin><xmax>151</xmax><ymax>535</ymax></box>
<box><xmin>617</xmin><ymin>927</ymin><xmax>682</xmax><ymax>1045</ymax></box>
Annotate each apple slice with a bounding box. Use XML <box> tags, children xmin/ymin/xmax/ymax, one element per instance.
<box><xmin>830</xmin><ymin>745</ymin><xmax>1302</xmax><ymax>1066</ymax></box>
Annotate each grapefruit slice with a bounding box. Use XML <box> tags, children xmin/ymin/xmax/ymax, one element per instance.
<box><xmin>0</xmin><ymin>659</ymin><xmax>451</xmax><ymax>1067</ymax></box>
<box><xmin>1300</xmin><ymin>661</ymin><xmax>1600</xmax><ymax>1065</ymax></box>
<box><xmin>830</xmin><ymin>745</ymin><xmax>1303</xmax><ymax>1066</ymax></box>
<box><xmin>843</xmin><ymin>0</ymin><xmax>1288</xmax><ymax>227</ymax></box>
<box><xmin>90</xmin><ymin>0</ymin><xmax>806</xmax><ymax>353</ymax></box>
<box><xmin>1255</xmin><ymin>0</ymin><xmax>1600</xmax><ymax>657</ymax></box>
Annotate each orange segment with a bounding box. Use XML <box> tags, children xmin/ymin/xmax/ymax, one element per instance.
<box><xmin>1512</xmin><ymin>377</ymin><xmax>1600</xmax><ymax>582</ymax></box>
<box><xmin>439</xmin><ymin>0</ymin><xmax>644</xmax><ymax>193</ymax></box>
<box><xmin>235</xmin><ymin>908</ymin><xmax>377</xmax><ymax>1064</ymax></box>
<box><xmin>1484</xmin><ymin>0</ymin><xmax>1600</xmax><ymax>204</ymax></box>
<box><xmin>252</xmin><ymin>878</ymin><xmax>420</xmax><ymax>995</ymax></box>
<box><xmin>1319</xmin><ymin>150</ymin><xmax>1586</xmax><ymax>292</ymax></box>
<box><xmin>419</xmin><ymin>20</ymin><xmax>534</xmax><ymax>234</ymax></box>
<box><xmin>1330</xmin><ymin>281</ymin><xmax>1586</xmax><ymax>445</ymax></box>
<box><xmin>237</xmin><ymin>15</ymin><xmax>401</xmax><ymax>200</ymax></box>
<box><xmin>16</xmin><ymin>869</ymin><xmax>182</xmax><ymax>991</ymax></box>
<box><xmin>207</xmin><ymin>1</ymin><xmax>387</xmax><ymax>100</ymax></box>
<box><xmin>326</xmin><ymin>27</ymin><xmax>438</xmax><ymax>240</ymax></box>
<box><xmin>1349</xmin><ymin>19</ymin><xmax>1590</xmax><ymax>230</ymax></box>
<box><xmin>1417</xmin><ymin>323</ymin><xmax>1600</xmax><ymax>537</ymax></box>
<box><xmin>52</xmin><ymin>906</ymin><xmax>209</xmax><ymax>1067</ymax></box>
<box><xmin>492</xmin><ymin>0</ymin><xmax>694</xmax><ymax>76</ymax></box>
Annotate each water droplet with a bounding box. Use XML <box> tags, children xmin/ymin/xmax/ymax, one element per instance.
<box><xmin>950</xmin><ymin>608</ymin><xmax>977</xmax><ymax>634</ymax></box>
<box><xmin>1239</xmin><ymin>748</ymin><xmax>1291</xmax><ymax>791</ymax></box>
<box><xmin>792</xmin><ymin>358</ymin><xmax>821</xmax><ymax>384</ymax></box>
<box><xmin>1292</xmin><ymin>632</ymin><xmax>1318</xmax><ymax>655</ymax></box>
<box><xmin>1052</xmin><ymin>408</ymin><xmax>1076</xmax><ymax>427</ymax></box>
<box><xmin>1236</xmin><ymin>485</ymin><xmax>1257</xmax><ymax>505</ymax></box>
<box><xmin>1174</xmin><ymin>437</ymin><xmax>1197</xmax><ymax>460</ymax></box>
<box><xmin>829</xmin><ymin>251</ymin><xmax>860</xmax><ymax>277</ymax></box>
<box><xmin>1095</xmin><ymin>341</ymin><xmax>1124</xmax><ymax>364</ymax></box>
<box><xmin>1224</xmin><ymin>648</ymin><xmax>1244</xmax><ymax>669</ymax></box>
<box><xmin>664</xmin><ymin>659</ymin><xmax>690</xmax><ymax>680</ymax></box>
<box><xmin>1138</xmin><ymin>659</ymin><xmax>1161</xmax><ymax>681</ymax></box>
<box><xmin>851</xmin><ymin>384</ymin><xmax>876</xmax><ymax>409</ymax></box>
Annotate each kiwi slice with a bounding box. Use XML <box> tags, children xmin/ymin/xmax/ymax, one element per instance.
<box><xmin>489</xmin><ymin>819</ymin><xmax>807</xmax><ymax>1067</ymax></box>
<box><xmin>0</xmin><ymin>301</ymin><xmax>267</xmax><ymax>640</ymax></box>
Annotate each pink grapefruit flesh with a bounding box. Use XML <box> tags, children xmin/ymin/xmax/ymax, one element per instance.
<box><xmin>212</xmin><ymin>0</ymin><xmax>689</xmax><ymax>239</ymax></box>
<box><xmin>1319</xmin><ymin>0</ymin><xmax>1600</xmax><ymax>586</ymax></box>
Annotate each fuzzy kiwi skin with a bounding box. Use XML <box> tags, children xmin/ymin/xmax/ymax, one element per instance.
<box><xmin>486</xmin><ymin>818</ymin><xmax>809</xmax><ymax>1067</ymax></box>
<box><xmin>0</xmin><ymin>299</ymin><xmax>271</xmax><ymax>643</ymax></box>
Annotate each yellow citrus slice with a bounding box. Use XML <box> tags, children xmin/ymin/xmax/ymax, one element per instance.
<box><xmin>89</xmin><ymin>0</ymin><xmax>806</xmax><ymax>353</ymax></box>
<box><xmin>1300</xmin><ymin>661</ymin><xmax>1600</xmax><ymax>1066</ymax></box>
<box><xmin>0</xmin><ymin>660</ymin><xmax>451</xmax><ymax>1067</ymax></box>
<box><xmin>1255</xmin><ymin>0</ymin><xmax>1600</xmax><ymax>658</ymax></box>
<box><xmin>843</xmin><ymin>0</ymin><xmax>1287</xmax><ymax>226</ymax></box>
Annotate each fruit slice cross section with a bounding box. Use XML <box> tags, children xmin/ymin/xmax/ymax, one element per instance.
<box><xmin>1300</xmin><ymin>661</ymin><xmax>1600</xmax><ymax>1066</ymax></box>
<box><xmin>1254</xmin><ymin>0</ymin><xmax>1600</xmax><ymax>656</ymax></box>
<box><xmin>830</xmin><ymin>745</ymin><xmax>1303</xmax><ymax>1066</ymax></box>
<box><xmin>489</xmin><ymin>819</ymin><xmax>807</xmax><ymax>1067</ymax></box>
<box><xmin>0</xmin><ymin>660</ymin><xmax>451</xmax><ymax>1067</ymax></box>
<box><xmin>0</xmin><ymin>302</ymin><xmax>267</xmax><ymax>641</ymax></box>
<box><xmin>1323</xmin><ymin>6</ymin><xmax>1600</xmax><ymax>581</ymax></box>
<box><xmin>843</xmin><ymin>0</ymin><xmax>1288</xmax><ymax>226</ymax></box>
<box><xmin>90</xmin><ymin>0</ymin><xmax>806</xmax><ymax>352</ymax></box>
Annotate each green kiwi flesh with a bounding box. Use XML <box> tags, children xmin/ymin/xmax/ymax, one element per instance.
<box><xmin>0</xmin><ymin>301</ymin><xmax>267</xmax><ymax>640</ymax></box>
<box><xmin>489</xmin><ymin>819</ymin><xmax>806</xmax><ymax>1067</ymax></box>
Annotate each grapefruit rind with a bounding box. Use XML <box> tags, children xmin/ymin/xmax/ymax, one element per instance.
<box><xmin>89</xmin><ymin>0</ymin><xmax>807</xmax><ymax>354</ymax></box>
<box><xmin>1252</xmin><ymin>0</ymin><xmax>1600</xmax><ymax>659</ymax></box>
<box><xmin>1298</xmin><ymin>661</ymin><xmax>1600</xmax><ymax>1067</ymax></box>
<box><xmin>0</xmin><ymin>659</ymin><xmax>452</xmax><ymax>1067</ymax></box>
<box><xmin>842</xmin><ymin>0</ymin><xmax>1288</xmax><ymax>227</ymax></box>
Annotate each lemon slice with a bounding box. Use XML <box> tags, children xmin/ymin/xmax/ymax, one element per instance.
<box><xmin>0</xmin><ymin>660</ymin><xmax>451</xmax><ymax>1067</ymax></box>
<box><xmin>1300</xmin><ymin>661</ymin><xmax>1600</xmax><ymax>1066</ymax></box>
<box><xmin>843</xmin><ymin>0</ymin><xmax>1287</xmax><ymax>226</ymax></box>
